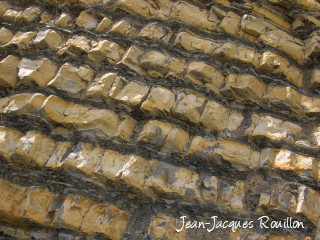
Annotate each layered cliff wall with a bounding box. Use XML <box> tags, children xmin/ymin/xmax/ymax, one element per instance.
<box><xmin>0</xmin><ymin>0</ymin><xmax>320</xmax><ymax>239</ymax></box>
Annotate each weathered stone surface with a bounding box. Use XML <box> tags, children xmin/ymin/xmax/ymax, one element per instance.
<box><xmin>2</xmin><ymin>93</ymin><xmax>46</xmax><ymax>115</ymax></box>
<box><xmin>138</xmin><ymin>120</ymin><xmax>172</xmax><ymax>147</ymax></box>
<box><xmin>214</xmin><ymin>140</ymin><xmax>256</xmax><ymax>169</ymax></box>
<box><xmin>247</xmin><ymin>114</ymin><xmax>302</xmax><ymax>143</ymax></box>
<box><xmin>55</xmin><ymin>13</ymin><xmax>73</xmax><ymax>28</ymax></box>
<box><xmin>217</xmin><ymin>180</ymin><xmax>245</xmax><ymax>212</ymax></box>
<box><xmin>0</xmin><ymin>180</ymin><xmax>27</xmax><ymax>220</ymax></box>
<box><xmin>185</xmin><ymin>62</ymin><xmax>224</xmax><ymax>91</ymax></box>
<box><xmin>173</xmin><ymin>1</ymin><xmax>218</xmax><ymax>31</ymax></box>
<box><xmin>61</xmin><ymin>35</ymin><xmax>91</xmax><ymax>57</ymax></box>
<box><xmin>0</xmin><ymin>55</ymin><xmax>20</xmax><ymax>87</ymax></box>
<box><xmin>220</xmin><ymin>11</ymin><xmax>241</xmax><ymax>36</ymax></box>
<box><xmin>113</xmin><ymin>81</ymin><xmax>149</xmax><ymax>106</ymax></box>
<box><xmin>141</xmin><ymin>51</ymin><xmax>170</xmax><ymax>78</ymax></box>
<box><xmin>146</xmin><ymin>161</ymin><xmax>201</xmax><ymax>200</ymax></box>
<box><xmin>0</xmin><ymin>1</ymin><xmax>10</xmax><ymax>16</ymax></box>
<box><xmin>297</xmin><ymin>186</ymin><xmax>320</xmax><ymax>222</ymax></box>
<box><xmin>13</xmin><ymin>131</ymin><xmax>59</xmax><ymax>167</ymax></box>
<box><xmin>17</xmin><ymin>6</ymin><xmax>42</xmax><ymax>23</ymax></box>
<box><xmin>172</xmin><ymin>90</ymin><xmax>206</xmax><ymax>123</ymax></box>
<box><xmin>43</xmin><ymin>95</ymin><xmax>120</xmax><ymax>137</ymax></box>
<box><xmin>33</xmin><ymin>30</ymin><xmax>63</xmax><ymax>49</ymax></box>
<box><xmin>110</xmin><ymin>20</ymin><xmax>138</xmax><ymax>37</ymax></box>
<box><xmin>0</xmin><ymin>126</ymin><xmax>23</xmax><ymax>159</ymax></box>
<box><xmin>18</xmin><ymin>58</ymin><xmax>57</xmax><ymax>87</ymax></box>
<box><xmin>76</xmin><ymin>11</ymin><xmax>98</xmax><ymax>29</ymax></box>
<box><xmin>88</xmin><ymin>40</ymin><xmax>124</xmax><ymax>63</ymax></box>
<box><xmin>53</xmin><ymin>195</ymin><xmax>92</xmax><ymax>230</ymax></box>
<box><xmin>139</xmin><ymin>23</ymin><xmax>171</xmax><ymax>44</ymax></box>
<box><xmin>311</xmin><ymin>68</ymin><xmax>320</xmax><ymax>88</ymax></box>
<box><xmin>230</xmin><ymin>75</ymin><xmax>266</xmax><ymax>101</ymax></box>
<box><xmin>85</xmin><ymin>72</ymin><xmax>116</xmax><ymax>100</ymax></box>
<box><xmin>2</xmin><ymin>9</ymin><xmax>19</xmax><ymax>21</ymax></box>
<box><xmin>141</xmin><ymin>87</ymin><xmax>175</xmax><ymax>116</ymax></box>
<box><xmin>22</xmin><ymin>188</ymin><xmax>54</xmax><ymax>225</ymax></box>
<box><xmin>95</xmin><ymin>17</ymin><xmax>112</xmax><ymax>32</ymax></box>
<box><xmin>48</xmin><ymin>63</ymin><xmax>93</xmax><ymax>94</ymax></box>
<box><xmin>0</xmin><ymin>27</ymin><xmax>13</xmax><ymax>45</ymax></box>
<box><xmin>81</xmin><ymin>203</ymin><xmax>131</xmax><ymax>239</ymax></box>
<box><xmin>175</xmin><ymin>31</ymin><xmax>217</xmax><ymax>54</ymax></box>
<box><xmin>188</xmin><ymin>136</ymin><xmax>216</xmax><ymax>159</ymax></box>
<box><xmin>200</xmin><ymin>101</ymin><xmax>231</xmax><ymax>131</ymax></box>
<box><xmin>148</xmin><ymin>215</ymin><xmax>186</xmax><ymax>240</ymax></box>
<box><xmin>5</xmin><ymin>31</ymin><xmax>37</xmax><ymax>49</ymax></box>
<box><xmin>160</xmin><ymin>127</ymin><xmax>189</xmax><ymax>153</ymax></box>
<box><xmin>121</xmin><ymin>46</ymin><xmax>146</xmax><ymax>75</ymax></box>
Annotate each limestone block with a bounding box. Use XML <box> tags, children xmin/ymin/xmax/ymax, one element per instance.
<box><xmin>18</xmin><ymin>58</ymin><xmax>57</xmax><ymax>87</ymax></box>
<box><xmin>230</xmin><ymin>75</ymin><xmax>266</xmax><ymax>101</ymax></box>
<box><xmin>220</xmin><ymin>11</ymin><xmax>241</xmax><ymax>36</ymax></box>
<box><xmin>0</xmin><ymin>126</ymin><xmax>23</xmax><ymax>159</ymax></box>
<box><xmin>22</xmin><ymin>188</ymin><xmax>54</xmax><ymax>225</ymax></box>
<box><xmin>120</xmin><ymin>155</ymin><xmax>150</xmax><ymax>191</ymax></box>
<box><xmin>120</xmin><ymin>46</ymin><xmax>146</xmax><ymax>75</ymax></box>
<box><xmin>141</xmin><ymin>51</ymin><xmax>170</xmax><ymax>78</ymax></box>
<box><xmin>172</xmin><ymin>91</ymin><xmax>206</xmax><ymax>124</ymax></box>
<box><xmin>187</xmin><ymin>136</ymin><xmax>216</xmax><ymax>159</ymax></box>
<box><xmin>175</xmin><ymin>31</ymin><xmax>217</xmax><ymax>54</ymax></box>
<box><xmin>0</xmin><ymin>55</ymin><xmax>20</xmax><ymax>87</ymax></box>
<box><xmin>96</xmin><ymin>17</ymin><xmax>112</xmax><ymax>32</ymax></box>
<box><xmin>85</xmin><ymin>73</ymin><xmax>117</xmax><ymax>100</ymax></box>
<box><xmin>81</xmin><ymin>203</ymin><xmax>131</xmax><ymax>239</ymax></box>
<box><xmin>33</xmin><ymin>30</ymin><xmax>63</xmax><ymax>49</ymax></box>
<box><xmin>63</xmin><ymin>36</ymin><xmax>91</xmax><ymax>57</ymax></box>
<box><xmin>63</xmin><ymin>143</ymin><xmax>104</xmax><ymax>180</ymax></box>
<box><xmin>115</xmin><ymin>0</ymin><xmax>154</xmax><ymax>19</ymax></box>
<box><xmin>116</xmin><ymin>116</ymin><xmax>137</xmax><ymax>140</ymax></box>
<box><xmin>214</xmin><ymin>140</ymin><xmax>253</xmax><ymax>168</ymax></box>
<box><xmin>248</xmin><ymin>115</ymin><xmax>302</xmax><ymax>143</ymax></box>
<box><xmin>186</xmin><ymin>62</ymin><xmax>224</xmax><ymax>89</ymax></box>
<box><xmin>76</xmin><ymin>11</ymin><xmax>98</xmax><ymax>29</ymax></box>
<box><xmin>78</xmin><ymin>0</ymin><xmax>102</xmax><ymax>7</ymax></box>
<box><xmin>241</xmin><ymin>14</ymin><xmax>266</xmax><ymax>37</ymax></box>
<box><xmin>138</xmin><ymin>120</ymin><xmax>173</xmax><ymax>147</ymax></box>
<box><xmin>53</xmin><ymin>195</ymin><xmax>92</xmax><ymax>230</ymax></box>
<box><xmin>297</xmin><ymin>186</ymin><xmax>320</xmax><ymax>223</ymax></box>
<box><xmin>5</xmin><ymin>31</ymin><xmax>37</xmax><ymax>49</ymax></box>
<box><xmin>43</xmin><ymin>95</ymin><xmax>120</xmax><ymax>137</ymax></box>
<box><xmin>88</xmin><ymin>40</ymin><xmax>124</xmax><ymax>63</ymax></box>
<box><xmin>99</xmin><ymin>151</ymin><xmax>131</xmax><ymax>181</ymax></box>
<box><xmin>148</xmin><ymin>215</ymin><xmax>186</xmax><ymax>240</ymax></box>
<box><xmin>174</xmin><ymin>1</ymin><xmax>218</xmax><ymax>31</ymax></box>
<box><xmin>217</xmin><ymin>180</ymin><xmax>245</xmax><ymax>212</ymax></box>
<box><xmin>48</xmin><ymin>63</ymin><xmax>93</xmax><ymax>94</ymax></box>
<box><xmin>0</xmin><ymin>27</ymin><xmax>13</xmax><ymax>45</ymax></box>
<box><xmin>200</xmin><ymin>100</ymin><xmax>230</xmax><ymax>131</ymax></box>
<box><xmin>13</xmin><ymin>131</ymin><xmax>57</xmax><ymax>167</ymax></box>
<box><xmin>113</xmin><ymin>81</ymin><xmax>149</xmax><ymax>106</ymax></box>
<box><xmin>39</xmin><ymin>12</ymin><xmax>52</xmax><ymax>24</ymax></box>
<box><xmin>45</xmin><ymin>141</ymin><xmax>72</xmax><ymax>169</ymax></box>
<box><xmin>141</xmin><ymin>87</ymin><xmax>175</xmax><ymax>116</ymax></box>
<box><xmin>110</xmin><ymin>20</ymin><xmax>138</xmax><ymax>37</ymax></box>
<box><xmin>0</xmin><ymin>1</ymin><xmax>10</xmax><ymax>16</ymax></box>
<box><xmin>139</xmin><ymin>23</ymin><xmax>171</xmax><ymax>44</ymax></box>
<box><xmin>17</xmin><ymin>6</ymin><xmax>42</xmax><ymax>23</ymax></box>
<box><xmin>146</xmin><ymin>161</ymin><xmax>201</xmax><ymax>200</ymax></box>
<box><xmin>202</xmin><ymin>175</ymin><xmax>219</xmax><ymax>203</ymax></box>
<box><xmin>2</xmin><ymin>93</ymin><xmax>46</xmax><ymax>115</ymax></box>
<box><xmin>0</xmin><ymin>180</ymin><xmax>28</xmax><ymax>220</ymax></box>
<box><xmin>55</xmin><ymin>13</ymin><xmax>73</xmax><ymax>28</ymax></box>
<box><xmin>2</xmin><ymin>9</ymin><xmax>19</xmax><ymax>21</ymax></box>
<box><xmin>311</xmin><ymin>68</ymin><xmax>320</xmax><ymax>88</ymax></box>
<box><xmin>160</xmin><ymin>127</ymin><xmax>189</xmax><ymax>153</ymax></box>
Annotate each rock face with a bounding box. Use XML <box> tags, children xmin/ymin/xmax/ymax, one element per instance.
<box><xmin>0</xmin><ymin>0</ymin><xmax>319</xmax><ymax>239</ymax></box>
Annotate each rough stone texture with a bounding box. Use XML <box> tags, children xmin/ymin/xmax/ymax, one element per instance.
<box><xmin>0</xmin><ymin>0</ymin><xmax>319</xmax><ymax>239</ymax></box>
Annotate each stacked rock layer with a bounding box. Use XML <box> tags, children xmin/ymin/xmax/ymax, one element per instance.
<box><xmin>0</xmin><ymin>0</ymin><xmax>320</xmax><ymax>239</ymax></box>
